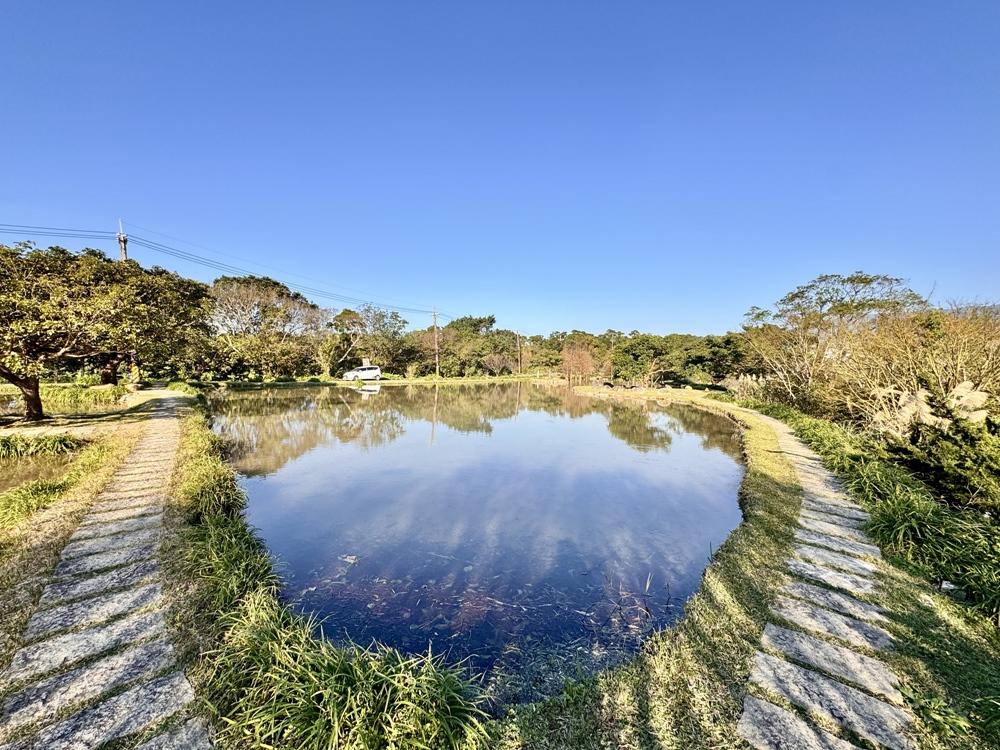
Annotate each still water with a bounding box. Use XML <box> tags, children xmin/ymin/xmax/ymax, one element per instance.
<box><xmin>0</xmin><ymin>454</ymin><xmax>72</xmax><ymax>494</ymax></box>
<box><xmin>210</xmin><ymin>383</ymin><xmax>744</xmax><ymax>703</ymax></box>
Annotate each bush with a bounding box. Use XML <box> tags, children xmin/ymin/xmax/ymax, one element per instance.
<box><xmin>891</xmin><ymin>419</ymin><xmax>1000</xmax><ymax>514</ymax></box>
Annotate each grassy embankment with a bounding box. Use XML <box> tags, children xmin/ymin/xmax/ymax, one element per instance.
<box><xmin>169</xmin><ymin>374</ymin><xmax>561</xmax><ymax>393</ymax></box>
<box><xmin>162</xmin><ymin>405</ymin><xmax>488</xmax><ymax>750</ymax></box>
<box><xmin>0</xmin><ymin>383</ymin><xmax>130</xmax><ymax>415</ymax></box>
<box><xmin>710</xmin><ymin>395</ymin><xmax>1000</xmax><ymax>746</ymax></box>
<box><xmin>0</xmin><ymin>430</ymin><xmax>140</xmax><ymax>666</ymax></box>
<box><xmin>165</xmin><ymin>384</ymin><xmax>802</xmax><ymax>749</ymax></box>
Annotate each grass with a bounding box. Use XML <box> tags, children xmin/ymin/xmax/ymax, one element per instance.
<box><xmin>0</xmin><ymin>427</ymin><xmax>140</xmax><ymax>668</ymax></box>
<box><xmin>736</xmin><ymin>400</ymin><xmax>1000</xmax><ymax>626</ymax></box>
<box><xmin>0</xmin><ymin>434</ymin><xmax>86</xmax><ymax>459</ymax></box>
<box><xmin>710</xmin><ymin>396</ymin><xmax>1000</xmax><ymax>748</ymax></box>
<box><xmin>493</xmin><ymin>387</ymin><xmax>803</xmax><ymax>748</ymax></box>
<box><xmin>0</xmin><ymin>383</ymin><xmax>130</xmax><ymax>419</ymax></box>
<box><xmin>164</xmin><ymin>409</ymin><xmax>488</xmax><ymax>749</ymax></box>
<box><xmin>0</xmin><ymin>439</ymin><xmax>107</xmax><ymax>529</ymax></box>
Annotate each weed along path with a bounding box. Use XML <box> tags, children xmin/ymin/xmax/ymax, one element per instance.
<box><xmin>0</xmin><ymin>394</ymin><xmax>211</xmax><ymax>749</ymax></box>
<box><xmin>737</xmin><ymin>415</ymin><xmax>913</xmax><ymax>750</ymax></box>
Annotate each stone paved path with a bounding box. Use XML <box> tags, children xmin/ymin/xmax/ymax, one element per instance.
<box><xmin>0</xmin><ymin>396</ymin><xmax>212</xmax><ymax>750</ymax></box>
<box><xmin>736</xmin><ymin>416</ymin><xmax>914</xmax><ymax>750</ymax></box>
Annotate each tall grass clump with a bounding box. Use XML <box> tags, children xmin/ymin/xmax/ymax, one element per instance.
<box><xmin>0</xmin><ymin>440</ymin><xmax>110</xmax><ymax>528</ymax></box>
<box><xmin>38</xmin><ymin>383</ymin><xmax>130</xmax><ymax>411</ymax></box>
<box><xmin>173</xmin><ymin>410</ymin><xmax>488</xmax><ymax>749</ymax></box>
<box><xmin>746</xmin><ymin>400</ymin><xmax>1000</xmax><ymax>624</ymax></box>
<box><xmin>0</xmin><ymin>434</ymin><xmax>85</xmax><ymax>459</ymax></box>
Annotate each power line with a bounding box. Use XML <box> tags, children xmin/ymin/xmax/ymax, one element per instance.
<box><xmin>0</xmin><ymin>222</ymin><xmax>452</xmax><ymax>320</ymax></box>
<box><xmin>122</xmin><ymin>220</ymin><xmax>434</xmax><ymax>311</ymax></box>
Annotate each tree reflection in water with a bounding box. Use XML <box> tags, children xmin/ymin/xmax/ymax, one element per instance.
<box><xmin>210</xmin><ymin>383</ymin><xmax>744</xmax><ymax>706</ymax></box>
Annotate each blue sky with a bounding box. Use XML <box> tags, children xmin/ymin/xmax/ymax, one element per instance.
<box><xmin>3</xmin><ymin>2</ymin><xmax>998</xmax><ymax>335</ymax></box>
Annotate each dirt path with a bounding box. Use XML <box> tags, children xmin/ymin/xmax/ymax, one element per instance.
<box><xmin>0</xmin><ymin>395</ymin><xmax>211</xmax><ymax>749</ymax></box>
<box><xmin>736</xmin><ymin>415</ymin><xmax>914</xmax><ymax>750</ymax></box>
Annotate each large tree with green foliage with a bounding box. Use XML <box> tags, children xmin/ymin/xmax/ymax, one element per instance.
<box><xmin>209</xmin><ymin>276</ymin><xmax>327</xmax><ymax>378</ymax></box>
<box><xmin>0</xmin><ymin>243</ymin><xmax>210</xmax><ymax>420</ymax></box>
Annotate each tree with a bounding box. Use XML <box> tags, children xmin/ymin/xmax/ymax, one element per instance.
<box><xmin>742</xmin><ymin>272</ymin><xmax>925</xmax><ymax>409</ymax></box>
<box><xmin>0</xmin><ymin>243</ymin><xmax>210</xmax><ymax>420</ymax></box>
<box><xmin>562</xmin><ymin>345</ymin><xmax>595</xmax><ymax>383</ymax></box>
<box><xmin>210</xmin><ymin>276</ymin><xmax>326</xmax><ymax>377</ymax></box>
<box><xmin>482</xmin><ymin>352</ymin><xmax>515</xmax><ymax>375</ymax></box>
<box><xmin>356</xmin><ymin>305</ymin><xmax>408</xmax><ymax>370</ymax></box>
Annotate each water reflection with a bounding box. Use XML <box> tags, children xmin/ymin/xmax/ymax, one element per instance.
<box><xmin>0</xmin><ymin>454</ymin><xmax>72</xmax><ymax>494</ymax></box>
<box><xmin>211</xmin><ymin>383</ymin><xmax>744</xmax><ymax>705</ymax></box>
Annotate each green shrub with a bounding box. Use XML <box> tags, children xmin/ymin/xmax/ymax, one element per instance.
<box><xmin>892</xmin><ymin>419</ymin><xmax>1000</xmax><ymax>514</ymax></box>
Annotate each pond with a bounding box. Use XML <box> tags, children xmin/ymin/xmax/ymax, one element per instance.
<box><xmin>210</xmin><ymin>383</ymin><xmax>745</xmax><ymax>705</ymax></box>
<box><xmin>0</xmin><ymin>454</ymin><xmax>72</xmax><ymax>494</ymax></box>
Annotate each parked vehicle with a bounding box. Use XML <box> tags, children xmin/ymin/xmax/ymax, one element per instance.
<box><xmin>343</xmin><ymin>365</ymin><xmax>382</xmax><ymax>381</ymax></box>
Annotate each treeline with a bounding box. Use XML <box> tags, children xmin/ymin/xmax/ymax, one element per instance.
<box><xmin>196</xmin><ymin>276</ymin><xmax>747</xmax><ymax>385</ymax></box>
<box><xmin>0</xmin><ymin>242</ymin><xmax>744</xmax><ymax>419</ymax></box>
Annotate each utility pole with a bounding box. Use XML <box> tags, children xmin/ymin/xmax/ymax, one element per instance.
<box><xmin>116</xmin><ymin>219</ymin><xmax>128</xmax><ymax>261</ymax></box>
<box><xmin>432</xmin><ymin>309</ymin><xmax>440</xmax><ymax>378</ymax></box>
<box><xmin>515</xmin><ymin>331</ymin><xmax>522</xmax><ymax>375</ymax></box>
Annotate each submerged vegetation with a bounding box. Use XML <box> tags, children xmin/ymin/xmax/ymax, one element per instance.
<box><xmin>168</xmin><ymin>409</ymin><xmax>488</xmax><ymax>749</ymax></box>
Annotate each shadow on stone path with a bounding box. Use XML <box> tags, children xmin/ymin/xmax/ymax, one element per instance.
<box><xmin>0</xmin><ymin>395</ymin><xmax>211</xmax><ymax>750</ymax></box>
<box><xmin>736</xmin><ymin>416</ymin><xmax>915</xmax><ymax>750</ymax></box>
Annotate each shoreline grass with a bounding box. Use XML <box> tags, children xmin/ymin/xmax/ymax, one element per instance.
<box><xmin>164</xmin><ymin>407</ymin><xmax>488</xmax><ymax>749</ymax></box>
<box><xmin>0</xmin><ymin>428</ymin><xmax>140</xmax><ymax>668</ymax></box>
<box><xmin>706</xmin><ymin>394</ymin><xmax>1000</xmax><ymax>746</ymax></box>
<box><xmin>0</xmin><ymin>434</ymin><xmax>86</xmax><ymax>459</ymax></box>
<box><xmin>169</xmin><ymin>374</ymin><xmax>563</xmax><ymax>393</ymax></box>
<box><xmin>0</xmin><ymin>439</ymin><xmax>105</xmax><ymax>529</ymax></box>
<box><xmin>0</xmin><ymin>383</ymin><xmax>130</xmax><ymax>413</ymax></box>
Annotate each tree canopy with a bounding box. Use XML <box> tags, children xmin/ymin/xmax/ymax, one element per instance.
<box><xmin>0</xmin><ymin>243</ymin><xmax>209</xmax><ymax>419</ymax></box>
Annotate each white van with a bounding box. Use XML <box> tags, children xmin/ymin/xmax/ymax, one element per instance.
<box><xmin>343</xmin><ymin>365</ymin><xmax>382</xmax><ymax>381</ymax></box>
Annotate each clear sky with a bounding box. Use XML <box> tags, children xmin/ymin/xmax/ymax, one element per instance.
<box><xmin>3</xmin><ymin>2</ymin><xmax>998</xmax><ymax>335</ymax></box>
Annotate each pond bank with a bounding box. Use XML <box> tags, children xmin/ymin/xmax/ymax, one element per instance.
<box><xmin>566</xmin><ymin>388</ymin><xmax>1000</xmax><ymax>750</ymax></box>
<box><xmin>0</xmin><ymin>395</ymin><xmax>210</xmax><ymax>748</ymax></box>
<box><xmin>10</xmin><ymin>384</ymin><xmax>992</xmax><ymax>748</ymax></box>
<box><xmin>163</xmin><ymin>383</ymin><xmax>806</xmax><ymax>748</ymax></box>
